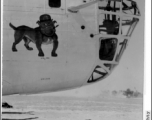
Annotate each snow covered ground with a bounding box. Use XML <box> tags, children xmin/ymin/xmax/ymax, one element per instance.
<box><xmin>2</xmin><ymin>95</ymin><xmax>143</xmax><ymax>120</ymax></box>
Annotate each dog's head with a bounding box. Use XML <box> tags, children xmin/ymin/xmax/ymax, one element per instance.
<box><xmin>36</xmin><ymin>14</ymin><xmax>58</xmax><ymax>36</ymax></box>
<box><xmin>37</xmin><ymin>20</ymin><xmax>56</xmax><ymax>36</ymax></box>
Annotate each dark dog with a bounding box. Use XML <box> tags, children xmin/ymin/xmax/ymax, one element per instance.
<box><xmin>9</xmin><ymin>22</ymin><xmax>59</xmax><ymax>57</ymax></box>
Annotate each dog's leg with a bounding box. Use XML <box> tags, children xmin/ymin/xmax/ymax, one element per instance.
<box><xmin>51</xmin><ymin>34</ymin><xmax>58</xmax><ymax>57</ymax></box>
<box><xmin>12</xmin><ymin>42</ymin><xmax>18</xmax><ymax>52</ymax></box>
<box><xmin>12</xmin><ymin>31</ymin><xmax>23</xmax><ymax>52</ymax></box>
<box><xmin>23</xmin><ymin>36</ymin><xmax>33</xmax><ymax>50</ymax></box>
<box><xmin>35</xmin><ymin>42</ymin><xmax>44</xmax><ymax>57</ymax></box>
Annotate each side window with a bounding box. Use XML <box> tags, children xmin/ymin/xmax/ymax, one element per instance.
<box><xmin>48</xmin><ymin>0</ymin><xmax>61</xmax><ymax>8</ymax></box>
<box><xmin>99</xmin><ymin>38</ymin><xmax>117</xmax><ymax>61</ymax></box>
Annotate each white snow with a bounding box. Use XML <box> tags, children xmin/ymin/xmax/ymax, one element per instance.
<box><xmin>2</xmin><ymin>95</ymin><xmax>143</xmax><ymax>120</ymax></box>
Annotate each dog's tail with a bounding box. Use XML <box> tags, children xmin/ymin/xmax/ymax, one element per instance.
<box><xmin>9</xmin><ymin>23</ymin><xmax>17</xmax><ymax>30</ymax></box>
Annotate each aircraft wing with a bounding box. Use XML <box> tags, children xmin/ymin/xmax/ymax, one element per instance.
<box><xmin>68</xmin><ymin>0</ymin><xmax>102</xmax><ymax>13</ymax></box>
<box><xmin>68</xmin><ymin>0</ymin><xmax>123</xmax><ymax>13</ymax></box>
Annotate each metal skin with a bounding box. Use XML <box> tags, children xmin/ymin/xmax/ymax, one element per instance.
<box><xmin>2</xmin><ymin>0</ymin><xmax>140</xmax><ymax>96</ymax></box>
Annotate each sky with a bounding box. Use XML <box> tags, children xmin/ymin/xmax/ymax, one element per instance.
<box><xmin>43</xmin><ymin>0</ymin><xmax>145</xmax><ymax>97</ymax></box>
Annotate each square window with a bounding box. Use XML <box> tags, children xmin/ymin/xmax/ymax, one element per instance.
<box><xmin>99</xmin><ymin>38</ymin><xmax>118</xmax><ymax>61</ymax></box>
<box><xmin>49</xmin><ymin>0</ymin><xmax>61</xmax><ymax>8</ymax></box>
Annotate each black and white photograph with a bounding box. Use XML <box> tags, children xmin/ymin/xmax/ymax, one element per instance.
<box><xmin>1</xmin><ymin>0</ymin><xmax>150</xmax><ymax>120</ymax></box>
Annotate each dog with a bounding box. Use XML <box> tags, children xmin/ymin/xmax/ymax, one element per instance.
<box><xmin>9</xmin><ymin>22</ymin><xmax>59</xmax><ymax>57</ymax></box>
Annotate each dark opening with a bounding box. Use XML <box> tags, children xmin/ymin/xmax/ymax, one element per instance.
<box><xmin>88</xmin><ymin>66</ymin><xmax>108</xmax><ymax>83</ymax></box>
<box><xmin>49</xmin><ymin>0</ymin><xmax>61</xmax><ymax>8</ymax></box>
<box><xmin>99</xmin><ymin>38</ymin><xmax>117</xmax><ymax>61</ymax></box>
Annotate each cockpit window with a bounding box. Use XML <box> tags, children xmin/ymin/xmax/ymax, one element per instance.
<box><xmin>49</xmin><ymin>0</ymin><xmax>61</xmax><ymax>8</ymax></box>
<box><xmin>99</xmin><ymin>38</ymin><xmax>117</xmax><ymax>61</ymax></box>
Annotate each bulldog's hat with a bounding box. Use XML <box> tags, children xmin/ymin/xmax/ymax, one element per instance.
<box><xmin>39</xmin><ymin>14</ymin><xmax>52</xmax><ymax>22</ymax></box>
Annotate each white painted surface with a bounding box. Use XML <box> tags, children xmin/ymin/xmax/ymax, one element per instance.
<box><xmin>2</xmin><ymin>0</ymin><xmax>97</xmax><ymax>95</ymax></box>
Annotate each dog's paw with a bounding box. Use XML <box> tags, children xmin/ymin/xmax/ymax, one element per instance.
<box><xmin>12</xmin><ymin>49</ymin><xmax>17</xmax><ymax>52</ymax></box>
<box><xmin>51</xmin><ymin>53</ymin><xmax>58</xmax><ymax>57</ymax></box>
<box><xmin>38</xmin><ymin>52</ymin><xmax>44</xmax><ymax>57</ymax></box>
<box><xmin>24</xmin><ymin>44</ymin><xmax>33</xmax><ymax>51</ymax></box>
<box><xmin>28</xmin><ymin>47</ymin><xmax>33</xmax><ymax>51</ymax></box>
